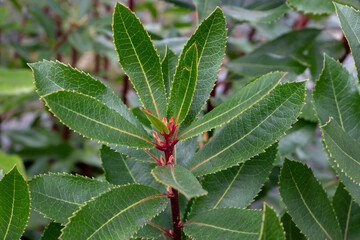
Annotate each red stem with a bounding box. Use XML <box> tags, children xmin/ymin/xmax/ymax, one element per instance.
<box><xmin>147</xmin><ymin>222</ymin><xmax>173</xmax><ymax>238</ymax></box>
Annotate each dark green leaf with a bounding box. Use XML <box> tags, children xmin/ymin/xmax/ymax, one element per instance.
<box><xmin>279</xmin><ymin>159</ymin><xmax>342</xmax><ymax>240</ymax></box>
<box><xmin>41</xmin><ymin>221</ymin><xmax>63</xmax><ymax>240</ymax></box>
<box><xmin>61</xmin><ymin>184</ymin><xmax>168</xmax><ymax>240</ymax></box>
<box><xmin>287</xmin><ymin>0</ymin><xmax>334</xmax><ymax>14</ymax></box>
<box><xmin>281</xmin><ymin>212</ymin><xmax>306</xmax><ymax>240</ymax></box>
<box><xmin>161</xmin><ymin>47</ymin><xmax>178</xmax><ymax>99</ymax></box>
<box><xmin>260</xmin><ymin>203</ymin><xmax>285</xmax><ymax>240</ymax></box>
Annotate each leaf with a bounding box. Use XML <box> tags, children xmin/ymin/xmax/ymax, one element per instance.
<box><xmin>168</xmin><ymin>7</ymin><xmax>227</xmax><ymax>127</ymax></box>
<box><xmin>281</xmin><ymin>212</ymin><xmax>306</xmax><ymax>240</ymax></box>
<box><xmin>223</xmin><ymin>4</ymin><xmax>289</xmax><ymax>23</ymax></box>
<box><xmin>113</xmin><ymin>2</ymin><xmax>166</xmax><ymax>118</ymax></box>
<box><xmin>110</xmin><ymin>144</ymin><xmax>161</xmax><ymax>163</ymax></box>
<box><xmin>151</xmin><ymin>165</ymin><xmax>207</xmax><ymax>199</ymax></box>
<box><xmin>313</xmin><ymin>55</ymin><xmax>360</xmax><ymax>142</ymax></box>
<box><xmin>161</xmin><ymin>47</ymin><xmax>178</xmax><ymax>98</ymax></box>
<box><xmin>333</xmin><ymin>182</ymin><xmax>360</xmax><ymax>240</ymax></box>
<box><xmin>0</xmin><ymin>150</ymin><xmax>26</xmax><ymax>177</ymax></box>
<box><xmin>183</xmin><ymin>208</ymin><xmax>262</xmax><ymax>240</ymax></box>
<box><xmin>172</xmin><ymin>43</ymin><xmax>198</xmax><ymax>125</ymax></box>
<box><xmin>321</xmin><ymin>120</ymin><xmax>360</xmax><ymax>185</ymax></box>
<box><xmin>193</xmin><ymin>0</ymin><xmax>221</xmax><ymax>23</ymax></box>
<box><xmin>142</xmin><ymin>109</ymin><xmax>169</xmax><ymax>134</ymax></box>
<box><xmin>287</xmin><ymin>0</ymin><xmax>334</xmax><ymax>15</ymax></box>
<box><xmin>29</xmin><ymin>173</ymin><xmax>113</xmax><ymax>224</ymax></box>
<box><xmin>61</xmin><ymin>184</ymin><xmax>168</xmax><ymax>240</ymax></box>
<box><xmin>43</xmin><ymin>90</ymin><xmax>154</xmax><ymax>149</ymax></box>
<box><xmin>279</xmin><ymin>159</ymin><xmax>342</xmax><ymax>240</ymax></box>
<box><xmin>29</xmin><ymin>60</ymin><xmax>144</xmax><ymax>131</ymax></box>
<box><xmin>335</xmin><ymin>3</ymin><xmax>360</xmax><ymax>83</ymax></box>
<box><xmin>179</xmin><ymin>72</ymin><xmax>284</xmax><ymax>140</ymax></box>
<box><xmin>41</xmin><ymin>221</ymin><xmax>63</xmax><ymax>240</ymax></box>
<box><xmin>334</xmin><ymin>0</ymin><xmax>360</xmax><ymax>10</ymax></box>
<box><xmin>0</xmin><ymin>67</ymin><xmax>34</xmax><ymax>96</ymax></box>
<box><xmin>259</xmin><ymin>203</ymin><xmax>285</xmax><ymax>240</ymax></box>
<box><xmin>189</xmin><ymin>144</ymin><xmax>277</xmax><ymax>216</ymax></box>
<box><xmin>188</xmin><ymin>81</ymin><xmax>306</xmax><ymax>177</ymax></box>
<box><xmin>0</xmin><ymin>166</ymin><xmax>30</xmax><ymax>240</ymax></box>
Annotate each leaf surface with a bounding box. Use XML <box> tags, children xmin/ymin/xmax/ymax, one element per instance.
<box><xmin>142</xmin><ymin>109</ymin><xmax>169</xmax><ymax>134</ymax></box>
<box><xmin>43</xmin><ymin>90</ymin><xmax>154</xmax><ymax>148</ymax></box>
<box><xmin>41</xmin><ymin>221</ymin><xmax>63</xmax><ymax>240</ymax></box>
<box><xmin>113</xmin><ymin>3</ymin><xmax>166</xmax><ymax>118</ymax></box>
<box><xmin>179</xmin><ymin>72</ymin><xmax>284</xmax><ymax>140</ymax></box>
<box><xmin>29</xmin><ymin>173</ymin><xmax>113</xmax><ymax>224</ymax></box>
<box><xmin>60</xmin><ymin>184</ymin><xmax>168</xmax><ymax>240</ymax></box>
<box><xmin>279</xmin><ymin>159</ymin><xmax>342</xmax><ymax>240</ymax></box>
<box><xmin>188</xmin><ymin>81</ymin><xmax>306</xmax><ymax>176</ymax></box>
<box><xmin>151</xmin><ymin>165</ymin><xmax>207</xmax><ymax>199</ymax></box>
<box><xmin>0</xmin><ymin>166</ymin><xmax>30</xmax><ymax>240</ymax></box>
<box><xmin>161</xmin><ymin>47</ymin><xmax>178</xmax><ymax>98</ymax></box>
<box><xmin>287</xmin><ymin>0</ymin><xmax>334</xmax><ymax>14</ymax></box>
<box><xmin>193</xmin><ymin>0</ymin><xmax>221</xmax><ymax>23</ymax></box>
<box><xmin>259</xmin><ymin>203</ymin><xmax>285</xmax><ymax>240</ymax></box>
<box><xmin>281</xmin><ymin>212</ymin><xmax>306</xmax><ymax>240</ymax></box>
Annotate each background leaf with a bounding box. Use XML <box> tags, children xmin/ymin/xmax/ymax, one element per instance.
<box><xmin>41</xmin><ymin>221</ymin><xmax>63</xmax><ymax>240</ymax></box>
<box><xmin>260</xmin><ymin>203</ymin><xmax>285</xmax><ymax>240</ymax></box>
<box><xmin>287</xmin><ymin>0</ymin><xmax>334</xmax><ymax>15</ymax></box>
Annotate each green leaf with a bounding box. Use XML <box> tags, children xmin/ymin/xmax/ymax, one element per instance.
<box><xmin>335</xmin><ymin>3</ymin><xmax>360</xmax><ymax>82</ymax></box>
<box><xmin>189</xmin><ymin>144</ymin><xmax>277</xmax><ymax>216</ymax></box>
<box><xmin>110</xmin><ymin>144</ymin><xmax>161</xmax><ymax>163</ymax></box>
<box><xmin>334</xmin><ymin>0</ymin><xmax>360</xmax><ymax>10</ymax></box>
<box><xmin>172</xmin><ymin>43</ymin><xmax>198</xmax><ymax>125</ymax></box>
<box><xmin>142</xmin><ymin>109</ymin><xmax>169</xmax><ymax>134</ymax></box>
<box><xmin>43</xmin><ymin>90</ymin><xmax>154</xmax><ymax>149</ymax></box>
<box><xmin>179</xmin><ymin>72</ymin><xmax>284</xmax><ymax>140</ymax></box>
<box><xmin>161</xmin><ymin>47</ymin><xmax>178</xmax><ymax>99</ymax></box>
<box><xmin>279</xmin><ymin>159</ymin><xmax>342</xmax><ymax>240</ymax></box>
<box><xmin>259</xmin><ymin>203</ymin><xmax>285</xmax><ymax>240</ymax></box>
<box><xmin>113</xmin><ymin>2</ymin><xmax>166</xmax><ymax>118</ymax></box>
<box><xmin>287</xmin><ymin>0</ymin><xmax>334</xmax><ymax>14</ymax></box>
<box><xmin>0</xmin><ymin>166</ymin><xmax>30</xmax><ymax>240</ymax></box>
<box><xmin>193</xmin><ymin>0</ymin><xmax>221</xmax><ymax>23</ymax></box>
<box><xmin>151</xmin><ymin>164</ymin><xmax>207</xmax><ymax>199</ymax></box>
<box><xmin>188</xmin><ymin>81</ymin><xmax>306</xmax><ymax>177</ymax></box>
<box><xmin>184</xmin><ymin>208</ymin><xmax>262</xmax><ymax>240</ymax></box>
<box><xmin>168</xmin><ymin>7</ymin><xmax>227</xmax><ymax>127</ymax></box>
<box><xmin>223</xmin><ymin>4</ymin><xmax>289</xmax><ymax>23</ymax></box>
<box><xmin>313</xmin><ymin>55</ymin><xmax>360</xmax><ymax>142</ymax></box>
<box><xmin>29</xmin><ymin>173</ymin><xmax>113</xmax><ymax>224</ymax></box>
<box><xmin>281</xmin><ymin>212</ymin><xmax>306</xmax><ymax>240</ymax></box>
<box><xmin>0</xmin><ymin>67</ymin><xmax>34</xmax><ymax>96</ymax></box>
<box><xmin>321</xmin><ymin>120</ymin><xmax>360</xmax><ymax>185</ymax></box>
<box><xmin>0</xmin><ymin>150</ymin><xmax>26</xmax><ymax>177</ymax></box>
<box><xmin>41</xmin><ymin>221</ymin><xmax>63</xmax><ymax>240</ymax></box>
<box><xmin>333</xmin><ymin>182</ymin><xmax>360</xmax><ymax>240</ymax></box>
<box><xmin>61</xmin><ymin>184</ymin><xmax>168</xmax><ymax>240</ymax></box>
<box><xmin>29</xmin><ymin>60</ymin><xmax>144</xmax><ymax>131</ymax></box>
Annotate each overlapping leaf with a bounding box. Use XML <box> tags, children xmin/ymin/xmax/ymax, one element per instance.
<box><xmin>113</xmin><ymin>3</ymin><xmax>166</xmax><ymax>118</ymax></box>
<box><xmin>193</xmin><ymin>0</ymin><xmax>221</xmax><ymax>23</ymax></box>
<box><xmin>188</xmin><ymin>81</ymin><xmax>306</xmax><ymax>177</ymax></box>
<box><xmin>259</xmin><ymin>203</ymin><xmax>285</xmax><ymax>240</ymax></box>
<box><xmin>60</xmin><ymin>184</ymin><xmax>168</xmax><ymax>240</ymax></box>
<box><xmin>281</xmin><ymin>212</ymin><xmax>306</xmax><ymax>240</ymax></box>
<box><xmin>161</xmin><ymin>47</ymin><xmax>178</xmax><ymax>98</ymax></box>
<box><xmin>41</xmin><ymin>221</ymin><xmax>63</xmax><ymax>240</ymax></box>
<box><xmin>287</xmin><ymin>0</ymin><xmax>334</xmax><ymax>15</ymax></box>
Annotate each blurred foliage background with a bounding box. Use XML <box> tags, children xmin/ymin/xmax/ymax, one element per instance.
<box><xmin>0</xmin><ymin>0</ymin><xmax>357</xmax><ymax>239</ymax></box>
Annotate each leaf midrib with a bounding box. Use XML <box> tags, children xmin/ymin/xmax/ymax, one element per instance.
<box><xmin>186</xmin><ymin>222</ymin><xmax>258</xmax><ymax>235</ymax></box>
<box><xmin>3</xmin><ymin>174</ymin><xmax>16</xmax><ymax>240</ymax></box>
<box><xmin>32</xmin><ymin>190</ymin><xmax>83</xmax><ymax>207</ymax></box>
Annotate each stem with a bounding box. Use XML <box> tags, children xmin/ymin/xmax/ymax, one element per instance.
<box><xmin>147</xmin><ymin>222</ymin><xmax>173</xmax><ymax>238</ymax></box>
<box><xmin>170</xmin><ymin>189</ymin><xmax>182</xmax><ymax>240</ymax></box>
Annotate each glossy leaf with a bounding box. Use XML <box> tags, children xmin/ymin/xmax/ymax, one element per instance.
<box><xmin>179</xmin><ymin>72</ymin><xmax>284</xmax><ymax>140</ymax></box>
<box><xmin>168</xmin><ymin>7</ymin><xmax>227</xmax><ymax>127</ymax></box>
<box><xmin>161</xmin><ymin>47</ymin><xmax>178</xmax><ymax>98</ymax></box>
<box><xmin>184</xmin><ymin>208</ymin><xmax>262</xmax><ymax>240</ymax></box>
<box><xmin>335</xmin><ymin>3</ymin><xmax>360</xmax><ymax>81</ymax></box>
<box><xmin>189</xmin><ymin>144</ymin><xmax>277</xmax><ymax>216</ymax></box>
<box><xmin>29</xmin><ymin>173</ymin><xmax>113</xmax><ymax>224</ymax></box>
<box><xmin>43</xmin><ymin>90</ymin><xmax>154</xmax><ymax>149</ymax></box>
<box><xmin>0</xmin><ymin>166</ymin><xmax>30</xmax><ymax>240</ymax></box>
<box><xmin>193</xmin><ymin>0</ymin><xmax>221</xmax><ymax>23</ymax></box>
<box><xmin>188</xmin><ymin>81</ymin><xmax>306</xmax><ymax>177</ymax></box>
<box><xmin>60</xmin><ymin>184</ymin><xmax>168</xmax><ymax>240</ymax></box>
<box><xmin>0</xmin><ymin>67</ymin><xmax>34</xmax><ymax>96</ymax></box>
<box><xmin>172</xmin><ymin>43</ymin><xmax>198</xmax><ymax>125</ymax></box>
<box><xmin>287</xmin><ymin>0</ymin><xmax>334</xmax><ymax>15</ymax></box>
<box><xmin>142</xmin><ymin>109</ymin><xmax>169</xmax><ymax>134</ymax></box>
<box><xmin>151</xmin><ymin>164</ymin><xmax>207</xmax><ymax>199</ymax></box>
<box><xmin>281</xmin><ymin>212</ymin><xmax>306</xmax><ymax>240</ymax></box>
<box><xmin>113</xmin><ymin>2</ymin><xmax>166</xmax><ymax>118</ymax></box>
<box><xmin>259</xmin><ymin>203</ymin><xmax>285</xmax><ymax>240</ymax></box>
<box><xmin>279</xmin><ymin>159</ymin><xmax>342</xmax><ymax>240</ymax></box>
<box><xmin>41</xmin><ymin>221</ymin><xmax>63</xmax><ymax>240</ymax></box>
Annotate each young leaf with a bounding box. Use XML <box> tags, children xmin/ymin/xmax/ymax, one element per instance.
<box><xmin>162</xmin><ymin>47</ymin><xmax>178</xmax><ymax>99</ymax></box>
<box><xmin>172</xmin><ymin>43</ymin><xmax>198</xmax><ymax>125</ymax></box>
<box><xmin>188</xmin><ymin>81</ymin><xmax>306</xmax><ymax>177</ymax></box>
<box><xmin>29</xmin><ymin>173</ymin><xmax>113</xmax><ymax>224</ymax></box>
<box><xmin>0</xmin><ymin>166</ymin><xmax>30</xmax><ymax>240</ymax></box>
<box><xmin>189</xmin><ymin>144</ymin><xmax>277</xmax><ymax>216</ymax></box>
<box><xmin>259</xmin><ymin>203</ymin><xmax>285</xmax><ymax>240</ymax></box>
<box><xmin>29</xmin><ymin>60</ymin><xmax>145</xmax><ymax>131</ymax></box>
<box><xmin>313</xmin><ymin>55</ymin><xmax>360</xmax><ymax>142</ymax></box>
<box><xmin>113</xmin><ymin>2</ymin><xmax>166</xmax><ymax>118</ymax></box>
<box><xmin>41</xmin><ymin>221</ymin><xmax>63</xmax><ymax>240</ymax></box>
<box><xmin>179</xmin><ymin>72</ymin><xmax>284</xmax><ymax>140</ymax></box>
<box><xmin>141</xmin><ymin>109</ymin><xmax>169</xmax><ymax>134</ymax></box>
<box><xmin>287</xmin><ymin>0</ymin><xmax>334</xmax><ymax>15</ymax></box>
<box><xmin>168</xmin><ymin>7</ymin><xmax>227</xmax><ymax>127</ymax></box>
<box><xmin>151</xmin><ymin>164</ymin><xmax>207</xmax><ymax>199</ymax></box>
<box><xmin>183</xmin><ymin>208</ymin><xmax>262</xmax><ymax>240</ymax></box>
<box><xmin>43</xmin><ymin>90</ymin><xmax>154</xmax><ymax>149</ymax></box>
<box><xmin>279</xmin><ymin>159</ymin><xmax>342</xmax><ymax>240</ymax></box>
<box><xmin>60</xmin><ymin>184</ymin><xmax>168</xmax><ymax>240</ymax></box>
<box><xmin>333</xmin><ymin>182</ymin><xmax>360</xmax><ymax>239</ymax></box>
<box><xmin>321</xmin><ymin>120</ymin><xmax>360</xmax><ymax>185</ymax></box>
<box><xmin>281</xmin><ymin>212</ymin><xmax>306</xmax><ymax>240</ymax></box>
<box><xmin>335</xmin><ymin>3</ymin><xmax>360</xmax><ymax>81</ymax></box>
